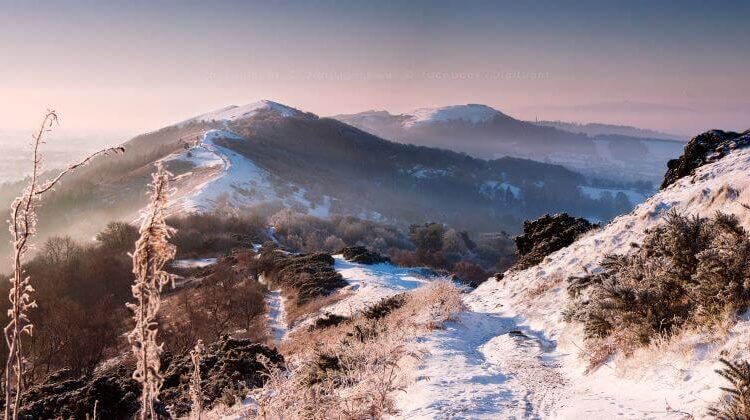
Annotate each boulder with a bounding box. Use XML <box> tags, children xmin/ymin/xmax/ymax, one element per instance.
<box><xmin>661</xmin><ymin>129</ymin><xmax>750</xmax><ymax>189</ymax></box>
<box><xmin>340</xmin><ymin>246</ymin><xmax>391</xmax><ymax>265</ymax></box>
<box><xmin>513</xmin><ymin>213</ymin><xmax>598</xmax><ymax>271</ymax></box>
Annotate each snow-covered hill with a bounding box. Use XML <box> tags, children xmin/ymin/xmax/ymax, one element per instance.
<box><xmin>405</xmin><ymin>104</ymin><xmax>507</xmax><ymax>127</ymax></box>
<box><xmin>137</xmin><ymin>100</ymin><xmax>630</xmax><ymax>231</ymax></box>
<box><xmin>393</xmin><ymin>131</ymin><xmax>750</xmax><ymax>418</ymax></box>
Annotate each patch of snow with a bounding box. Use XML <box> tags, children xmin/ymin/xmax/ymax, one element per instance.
<box><xmin>578</xmin><ymin>185</ymin><xmax>648</xmax><ymax>205</ymax></box>
<box><xmin>172</xmin><ymin>258</ymin><xmax>217</xmax><ymax>269</ymax></box>
<box><xmin>318</xmin><ymin>256</ymin><xmax>438</xmax><ymax>319</ymax></box>
<box><xmin>265</xmin><ymin>287</ymin><xmax>288</xmax><ymax>342</ymax></box>
<box><xmin>404</xmin><ymin>104</ymin><xmax>501</xmax><ymax>127</ymax></box>
<box><xmin>396</xmin><ymin>310</ymin><xmax>567</xmax><ymax>419</ymax></box>
<box><xmin>164</xmin><ymin>129</ymin><xmax>333</xmax><ymax>218</ymax></box>
<box><xmin>405</xmin><ymin>165</ymin><xmax>453</xmax><ymax>179</ymax></box>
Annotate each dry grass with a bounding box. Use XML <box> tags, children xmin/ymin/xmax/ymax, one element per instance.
<box><xmin>246</xmin><ymin>279</ymin><xmax>464</xmax><ymax>419</ymax></box>
<box><xmin>282</xmin><ymin>289</ymin><xmax>352</xmax><ymax>330</ymax></box>
<box><xmin>520</xmin><ymin>273</ymin><xmax>563</xmax><ymax>304</ymax></box>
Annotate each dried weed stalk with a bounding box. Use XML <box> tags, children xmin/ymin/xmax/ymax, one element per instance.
<box><xmin>126</xmin><ymin>163</ymin><xmax>176</xmax><ymax>420</ymax></box>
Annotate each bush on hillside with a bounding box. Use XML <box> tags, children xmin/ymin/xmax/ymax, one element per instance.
<box><xmin>340</xmin><ymin>246</ymin><xmax>391</xmax><ymax>265</ymax></box>
<box><xmin>565</xmin><ymin>211</ymin><xmax>750</xmax><ymax>349</ymax></box>
<box><xmin>709</xmin><ymin>358</ymin><xmax>750</xmax><ymax>420</ymax></box>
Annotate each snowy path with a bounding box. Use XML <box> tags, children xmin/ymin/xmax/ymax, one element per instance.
<box><xmin>265</xmin><ymin>288</ymin><xmax>287</xmax><ymax>342</ymax></box>
<box><xmin>396</xmin><ymin>307</ymin><xmax>568</xmax><ymax>419</ymax></box>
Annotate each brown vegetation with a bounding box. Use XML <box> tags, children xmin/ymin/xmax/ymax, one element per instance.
<box><xmin>565</xmin><ymin>211</ymin><xmax>750</xmax><ymax>363</ymax></box>
<box><xmin>248</xmin><ymin>280</ymin><xmax>463</xmax><ymax>418</ymax></box>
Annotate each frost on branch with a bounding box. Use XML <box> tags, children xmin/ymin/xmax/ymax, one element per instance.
<box><xmin>127</xmin><ymin>163</ymin><xmax>176</xmax><ymax>420</ymax></box>
<box><xmin>4</xmin><ymin>111</ymin><xmax>123</xmax><ymax>420</ymax></box>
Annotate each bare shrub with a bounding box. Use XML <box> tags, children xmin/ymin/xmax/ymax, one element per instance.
<box><xmin>168</xmin><ymin>211</ymin><xmax>267</xmax><ymax>258</ymax></box>
<box><xmin>4</xmin><ymin>111</ymin><xmax>123</xmax><ymax>419</ymax></box>
<box><xmin>160</xmin><ymin>253</ymin><xmax>268</xmax><ymax>354</ymax></box>
<box><xmin>127</xmin><ymin>164</ymin><xmax>176</xmax><ymax>420</ymax></box>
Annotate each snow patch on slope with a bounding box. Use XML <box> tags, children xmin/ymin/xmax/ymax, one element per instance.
<box><xmin>405</xmin><ymin>104</ymin><xmax>501</xmax><ymax>127</ymax></box>
<box><xmin>322</xmin><ymin>256</ymin><xmax>437</xmax><ymax>317</ymax></box>
<box><xmin>265</xmin><ymin>288</ymin><xmax>288</xmax><ymax>342</ymax></box>
<box><xmin>164</xmin><ymin>129</ymin><xmax>332</xmax><ymax>217</ymax></box>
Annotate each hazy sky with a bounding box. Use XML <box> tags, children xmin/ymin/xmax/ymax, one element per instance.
<box><xmin>1</xmin><ymin>0</ymin><xmax>748</xmax><ymax>137</ymax></box>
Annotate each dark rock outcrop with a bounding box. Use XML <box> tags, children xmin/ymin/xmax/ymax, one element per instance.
<box><xmin>513</xmin><ymin>213</ymin><xmax>598</xmax><ymax>271</ymax></box>
<box><xmin>257</xmin><ymin>250</ymin><xmax>348</xmax><ymax>303</ymax></box>
<box><xmin>340</xmin><ymin>246</ymin><xmax>391</xmax><ymax>265</ymax></box>
<box><xmin>19</xmin><ymin>337</ymin><xmax>283</xmax><ymax>419</ymax></box>
<box><xmin>661</xmin><ymin>129</ymin><xmax>750</xmax><ymax>189</ymax></box>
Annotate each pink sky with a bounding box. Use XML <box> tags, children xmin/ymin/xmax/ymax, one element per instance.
<box><xmin>2</xmin><ymin>1</ymin><xmax>748</xmax><ymax>138</ymax></box>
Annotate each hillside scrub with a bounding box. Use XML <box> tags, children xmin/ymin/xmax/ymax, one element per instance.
<box><xmin>247</xmin><ymin>245</ymin><xmax>348</xmax><ymax>326</ymax></box>
<box><xmin>709</xmin><ymin>358</ymin><xmax>750</xmax><ymax>419</ymax></box>
<box><xmin>160</xmin><ymin>250</ymin><xmax>269</xmax><ymax>354</ymax></box>
<box><xmin>565</xmin><ymin>211</ymin><xmax>750</xmax><ymax>360</ymax></box>
<box><xmin>390</xmin><ymin>222</ymin><xmax>514</xmax><ymax>286</ymax></box>
<box><xmin>168</xmin><ymin>210</ymin><xmax>269</xmax><ymax>259</ymax></box>
<box><xmin>244</xmin><ymin>280</ymin><xmax>463</xmax><ymax>419</ymax></box>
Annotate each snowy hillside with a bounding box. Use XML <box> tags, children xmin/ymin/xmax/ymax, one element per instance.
<box><xmin>163</xmin><ymin>129</ymin><xmax>333</xmax><ymax>217</ymax></box>
<box><xmin>405</xmin><ymin>104</ymin><xmax>505</xmax><ymax>127</ymax></box>
<box><xmin>394</xmin><ymin>133</ymin><xmax>750</xmax><ymax>418</ymax></box>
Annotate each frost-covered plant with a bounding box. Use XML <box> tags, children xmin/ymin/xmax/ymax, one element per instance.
<box><xmin>127</xmin><ymin>163</ymin><xmax>176</xmax><ymax>420</ymax></box>
<box><xmin>189</xmin><ymin>340</ymin><xmax>205</xmax><ymax>420</ymax></box>
<box><xmin>709</xmin><ymin>358</ymin><xmax>750</xmax><ymax>419</ymax></box>
<box><xmin>4</xmin><ymin>111</ymin><xmax>122</xmax><ymax>420</ymax></box>
<box><xmin>565</xmin><ymin>210</ymin><xmax>750</xmax><ymax>352</ymax></box>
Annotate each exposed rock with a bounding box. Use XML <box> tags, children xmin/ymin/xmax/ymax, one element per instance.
<box><xmin>340</xmin><ymin>246</ymin><xmax>391</xmax><ymax>265</ymax></box>
<box><xmin>19</xmin><ymin>337</ymin><xmax>283</xmax><ymax>419</ymax></box>
<box><xmin>513</xmin><ymin>213</ymin><xmax>598</xmax><ymax>271</ymax></box>
<box><xmin>308</xmin><ymin>313</ymin><xmax>352</xmax><ymax>331</ymax></box>
<box><xmin>661</xmin><ymin>129</ymin><xmax>750</xmax><ymax>189</ymax></box>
